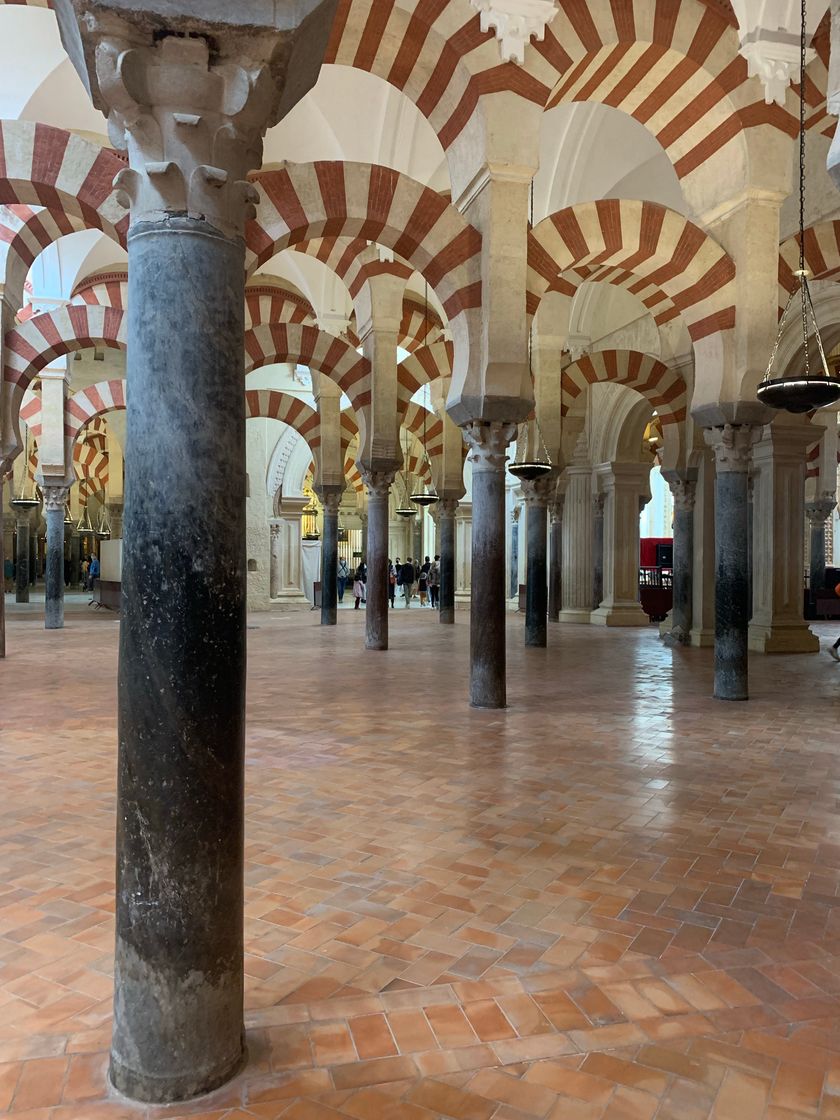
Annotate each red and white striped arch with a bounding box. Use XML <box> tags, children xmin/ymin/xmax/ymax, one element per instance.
<box><xmin>778</xmin><ymin>221</ymin><xmax>840</xmax><ymax>311</ymax></box>
<box><xmin>402</xmin><ymin>402</ymin><xmax>444</xmax><ymax>463</ymax></box>
<box><xmin>73</xmin><ymin>439</ymin><xmax>108</xmax><ymax>483</ymax></box>
<box><xmin>400</xmin><ymin>292</ymin><xmax>443</xmax><ymax>353</ymax></box>
<box><xmin>245</xmin><ymin>322</ymin><xmax>370</xmax><ymax>413</ymax></box>
<box><xmin>247</xmin><ymin>163</ymin><xmax>481</xmax><ymax>323</ymax></box>
<box><xmin>528</xmin><ymin>199</ymin><xmax>735</xmax><ymax>341</ymax></box>
<box><xmin>290</xmin><ymin>236</ymin><xmax>413</xmax><ymax>299</ymax></box>
<box><xmin>0</xmin><ymin>122</ymin><xmax>127</xmax><ymax>248</ymax></box>
<box><xmin>71</xmin><ymin>271</ymin><xmax>128</xmax><ymax>309</ymax></box>
<box><xmin>3</xmin><ymin>305</ymin><xmax>127</xmax><ymax>414</ymax></box>
<box><xmin>244</xmin><ymin>389</ymin><xmax>322</xmax><ymax>452</ymax></box>
<box><xmin>397</xmin><ymin>340</ymin><xmax>454</xmax><ymax>419</ymax></box>
<box><xmin>244</xmin><ymin>284</ymin><xmax>317</xmax><ymax>331</ymax></box>
<box><xmin>561</xmin><ymin>351</ymin><xmax>687</xmax><ymax>423</ymax></box>
<box><xmin>65</xmin><ymin>379</ymin><xmax>126</xmax><ymax>441</ymax></box>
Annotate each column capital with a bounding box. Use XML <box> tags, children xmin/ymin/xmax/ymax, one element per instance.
<box><xmin>438</xmin><ymin>497</ymin><xmax>460</xmax><ymax>518</ymax></box>
<box><xmin>317</xmin><ymin>486</ymin><xmax>343</xmax><ymax>515</ymax></box>
<box><xmin>669</xmin><ymin>478</ymin><xmax>697</xmax><ymax>514</ymax></box>
<box><xmin>461</xmin><ymin>420</ymin><xmax>516</xmax><ymax>472</ymax></box>
<box><xmin>521</xmin><ymin>476</ymin><xmax>552</xmax><ymax>507</ymax></box>
<box><xmin>56</xmin><ymin>2</ymin><xmax>334</xmax><ymax>238</ymax></box>
<box><xmin>550</xmin><ymin>495</ymin><xmax>565</xmax><ymax>524</ymax></box>
<box><xmin>42</xmin><ymin>485</ymin><xmax>70</xmax><ymax>513</ymax></box>
<box><xmin>359</xmin><ymin>469</ymin><xmax>395</xmax><ymax>498</ymax></box>
<box><xmin>806</xmin><ymin>498</ymin><xmax>837</xmax><ymax>525</ymax></box>
<box><xmin>591</xmin><ymin>492</ymin><xmax>606</xmax><ymax>517</ymax></box>
<box><xmin>704</xmin><ymin>423</ymin><xmax>760</xmax><ymax>474</ymax></box>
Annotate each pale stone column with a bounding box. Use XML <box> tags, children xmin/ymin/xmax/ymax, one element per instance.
<box><xmin>269</xmin><ymin>522</ymin><xmax>281</xmax><ymax>599</ymax></box>
<box><xmin>455</xmin><ymin>501</ymin><xmax>473</xmax><ymax>604</ymax></box>
<box><xmin>591</xmin><ymin>492</ymin><xmax>605</xmax><ymax>609</ymax></box>
<box><xmin>749</xmin><ymin>422</ymin><xmax>819</xmax><ymax>653</ymax></box>
<box><xmin>591</xmin><ymin>464</ymin><xmax>649</xmax><ymax>627</ymax></box>
<box><xmin>318</xmin><ymin>487</ymin><xmax>342</xmax><ymax>625</ymax></box>
<box><xmin>522</xmin><ymin>478</ymin><xmax>550</xmax><ymax>647</ymax></box>
<box><xmin>360</xmin><ymin>470</ymin><xmax>395</xmax><ymax>650</ymax></box>
<box><xmin>438</xmin><ymin>497</ymin><xmax>458</xmax><ymax>624</ymax></box>
<box><xmin>462</xmin><ymin>421</ymin><xmax>516</xmax><ymax>708</ymax></box>
<box><xmin>560</xmin><ymin>460</ymin><xmax>593</xmax><ymax>623</ymax></box>
<box><xmin>663</xmin><ymin>474</ymin><xmax>697</xmax><ymax>645</ymax></box>
<box><xmin>42</xmin><ymin>485</ymin><xmax>69</xmax><ymax>630</ymax></box>
<box><xmin>548</xmin><ymin>495</ymin><xmax>564</xmax><ymax>622</ymax></box>
<box><xmin>806</xmin><ymin>498</ymin><xmax>836</xmax><ymax>604</ymax></box>
<box><xmin>706</xmin><ymin>425</ymin><xmax>760</xmax><ymax>700</ymax></box>
<box><xmin>53</xmin><ymin>3</ymin><xmax>335</xmax><ymax>1102</ymax></box>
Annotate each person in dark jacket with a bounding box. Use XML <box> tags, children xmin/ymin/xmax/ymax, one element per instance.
<box><xmin>399</xmin><ymin>557</ymin><xmax>415</xmax><ymax>608</ymax></box>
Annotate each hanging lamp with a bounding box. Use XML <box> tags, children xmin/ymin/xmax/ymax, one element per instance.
<box><xmin>75</xmin><ymin>503</ymin><xmax>96</xmax><ymax>537</ymax></box>
<box><xmin>95</xmin><ymin>506</ymin><xmax>112</xmax><ymax>539</ymax></box>
<box><xmin>63</xmin><ymin>504</ymin><xmax>73</xmax><ymax>526</ymax></box>
<box><xmin>302</xmin><ymin>493</ymin><xmax>321</xmax><ymax>540</ymax></box>
<box><xmin>410</xmin><ymin>282</ymin><xmax>442</xmax><ymax>508</ymax></box>
<box><xmin>510</xmin><ymin>179</ymin><xmax>554</xmax><ymax>481</ymax></box>
<box><xmin>9</xmin><ymin>429</ymin><xmax>40</xmax><ymax>512</ymax></box>
<box><xmin>757</xmin><ymin>0</ymin><xmax>840</xmax><ymax>413</ymax></box>
<box><xmin>396</xmin><ymin>428</ymin><xmax>417</xmax><ymax>517</ymax></box>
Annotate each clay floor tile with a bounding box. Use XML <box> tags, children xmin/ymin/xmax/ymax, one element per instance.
<box><xmin>466</xmin><ymin>1066</ymin><xmax>559</xmax><ymax>1116</ymax></box>
<box><xmin>330</xmin><ymin>1055</ymin><xmax>418</xmax><ymax>1090</ymax></box>
<box><xmin>406</xmin><ymin>1077</ymin><xmax>498</xmax><ymax>1120</ymax></box>
<box><xmin>461</xmin><ymin>999</ymin><xmax>518</xmax><ymax>1041</ymax></box>
<box><xmin>309</xmin><ymin>1023</ymin><xmax>358</xmax><ymax>1067</ymax></box>
<box><xmin>347</xmin><ymin>1013</ymin><xmax>398</xmax><ymax>1060</ymax></box>
<box><xmin>9</xmin><ymin>1055</ymin><xmax>68</xmax><ymax>1111</ymax></box>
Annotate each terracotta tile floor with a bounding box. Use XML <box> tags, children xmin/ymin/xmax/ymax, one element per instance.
<box><xmin>2</xmin><ymin>601</ymin><xmax>840</xmax><ymax>1118</ymax></box>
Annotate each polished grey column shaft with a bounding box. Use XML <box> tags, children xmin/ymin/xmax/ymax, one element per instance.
<box><xmin>15</xmin><ymin>514</ymin><xmax>29</xmax><ymax>603</ymax></box>
<box><xmin>439</xmin><ymin>499</ymin><xmax>457</xmax><ymax>624</ymax></box>
<box><xmin>70</xmin><ymin>532</ymin><xmax>81</xmax><ymax>588</ymax></box>
<box><xmin>524</xmin><ymin>492</ymin><xmax>547</xmax><ymax>647</ymax></box>
<box><xmin>664</xmin><ymin>475</ymin><xmax>696</xmax><ymax>644</ymax></box>
<box><xmin>806</xmin><ymin>500</ymin><xmax>835</xmax><ymax>606</ymax></box>
<box><xmin>362</xmin><ymin>473</ymin><xmax>392</xmax><ymax>650</ymax></box>
<box><xmin>44</xmin><ymin>488</ymin><xmax>67</xmax><ymax>630</ymax></box>
<box><xmin>548</xmin><ymin>507</ymin><xmax>562</xmax><ymax>622</ymax></box>
<box><xmin>112</xmin><ymin>219</ymin><xmax>246</xmax><ymax>1102</ymax></box>
<box><xmin>319</xmin><ymin>491</ymin><xmax>340</xmax><ymax>626</ymax></box>
<box><xmin>464</xmin><ymin>422</ymin><xmax>515</xmax><ymax>708</ymax></box>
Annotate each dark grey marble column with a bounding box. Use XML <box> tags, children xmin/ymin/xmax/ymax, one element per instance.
<box><xmin>591</xmin><ymin>493</ymin><xmax>605</xmax><ymax>610</ymax></box>
<box><xmin>413</xmin><ymin>518</ymin><xmax>423</xmax><ymax>569</ymax></box>
<box><xmin>707</xmin><ymin>425</ymin><xmax>756</xmax><ymax>701</ymax></box>
<box><xmin>319</xmin><ymin>488</ymin><xmax>342</xmax><ymax>626</ymax></box>
<box><xmin>509</xmin><ymin>508</ymin><xmax>520</xmax><ymax>599</ymax></box>
<box><xmin>523</xmin><ymin>483</ymin><xmax>549</xmax><ymax>647</ymax></box>
<box><xmin>361</xmin><ymin>471</ymin><xmax>394</xmax><ymax>650</ymax></box>
<box><xmin>663</xmin><ymin>474</ymin><xmax>696</xmax><ymax>644</ymax></box>
<box><xmin>29</xmin><ymin>525</ymin><xmax>37</xmax><ymax>585</ymax></box>
<box><xmin>43</xmin><ymin>486</ymin><xmax>68</xmax><ymax>630</ymax></box>
<box><xmin>463</xmin><ymin>422</ymin><xmax>516</xmax><ymax>707</ymax></box>
<box><xmin>438</xmin><ymin>498</ymin><xmax>457</xmax><ymax>624</ymax></box>
<box><xmin>14</xmin><ymin>509</ymin><xmax>31</xmax><ymax>603</ymax></box>
<box><xmin>548</xmin><ymin>498</ymin><xmax>563</xmax><ymax>622</ymax></box>
<box><xmin>70</xmin><ymin>530</ymin><xmax>81</xmax><ymax>588</ymax></box>
<box><xmin>113</xmin><ymin>218</ymin><xmax>247</xmax><ymax>1102</ymax></box>
<box><xmin>806</xmin><ymin>499</ymin><xmax>835</xmax><ymax>604</ymax></box>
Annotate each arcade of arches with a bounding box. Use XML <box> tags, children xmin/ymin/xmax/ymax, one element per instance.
<box><xmin>3</xmin><ymin>1</ymin><xmax>840</xmax><ymax>1117</ymax></box>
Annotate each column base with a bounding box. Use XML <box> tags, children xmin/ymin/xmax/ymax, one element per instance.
<box><xmin>455</xmin><ymin>592</ymin><xmax>471</xmax><ymax>608</ymax></box>
<box><xmin>109</xmin><ymin>1042</ymin><xmax>246</xmax><ymax>1105</ymax></box>
<box><xmin>748</xmin><ymin>622</ymin><xmax>819</xmax><ymax>654</ymax></box>
<box><xmin>590</xmin><ymin>604</ymin><xmax>649</xmax><ymax>627</ymax></box>
<box><xmin>558</xmin><ymin>608</ymin><xmax>592</xmax><ymax>625</ymax></box>
<box><xmin>690</xmin><ymin>627</ymin><xmax>715</xmax><ymax>648</ymax></box>
<box><xmin>269</xmin><ymin>592</ymin><xmax>310</xmax><ymax>611</ymax></box>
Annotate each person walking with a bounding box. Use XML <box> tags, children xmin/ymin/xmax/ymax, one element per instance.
<box><xmin>88</xmin><ymin>553</ymin><xmax>100</xmax><ymax>593</ymax></box>
<box><xmin>352</xmin><ymin>566</ymin><xmax>365</xmax><ymax>610</ymax></box>
<box><xmin>428</xmin><ymin>555</ymin><xmax>440</xmax><ymax>609</ymax></box>
<box><xmin>388</xmin><ymin>559</ymin><xmax>396</xmax><ymax>608</ymax></box>
<box><xmin>337</xmin><ymin>557</ymin><xmax>349</xmax><ymax>603</ymax></box>
<box><xmin>399</xmin><ymin>557</ymin><xmax>415</xmax><ymax>608</ymax></box>
<box><xmin>418</xmin><ymin>565</ymin><xmax>429</xmax><ymax>607</ymax></box>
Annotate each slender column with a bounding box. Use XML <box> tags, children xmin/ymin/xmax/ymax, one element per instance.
<box><xmin>462</xmin><ymin>421</ymin><xmax>516</xmax><ymax>707</ymax></box>
<box><xmin>806</xmin><ymin>499</ymin><xmax>836</xmax><ymax>605</ymax></box>
<box><xmin>663</xmin><ymin>475</ymin><xmax>696</xmax><ymax>645</ymax></box>
<box><xmin>413</xmin><ymin>517</ymin><xmax>423</xmax><ymax>569</ymax></box>
<box><xmin>29</xmin><ymin>526</ymin><xmax>37</xmax><ymax>585</ymax></box>
<box><xmin>548</xmin><ymin>497</ymin><xmax>563</xmax><ymax>622</ymax></box>
<box><xmin>360</xmin><ymin>471</ymin><xmax>395</xmax><ymax>649</ymax></box>
<box><xmin>438</xmin><ymin>498</ymin><xmax>458</xmax><ymax>624</ymax></box>
<box><xmin>706</xmin><ymin>424</ymin><xmax>757</xmax><ymax>700</ymax></box>
<box><xmin>591</xmin><ymin>492</ymin><xmax>605</xmax><ymax>609</ymax></box>
<box><xmin>70</xmin><ymin>531</ymin><xmax>81</xmax><ymax>589</ymax></box>
<box><xmin>56</xmin><ymin>14</ymin><xmax>334</xmax><ymax>1103</ymax></box>
<box><xmin>522</xmin><ymin>480</ymin><xmax>549</xmax><ymax>647</ymax></box>
<box><xmin>14</xmin><ymin>509</ymin><xmax>31</xmax><ymax>603</ymax></box>
<box><xmin>318</xmin><ymin>488</ymin><xmax>342</xmax><ymax>626</ymax></box>
<box><xmin>43</xmin><ymin>486</ymin><xmax>69</xmax><ymax>630</ymax></box>
<box><xmin>509</xmin><ymin>506</ymin><xmax>520</xmax><ymax>600</ymax></box>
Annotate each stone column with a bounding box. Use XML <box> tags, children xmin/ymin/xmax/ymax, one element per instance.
<box><xmin>108</xmin><ymin>502</ymin><xmax>124</xmax><ymax>540</ymax></box>
<box><xmin>663</xmin><ymin>474</ymin><xmax>696</xmax><ymax>645</ymax></box>
<box><xmin>462</xmin><ymin>421</ymin><xmax>516</xmax><ymax>708</ymax></box>
<box><xmin>361</xmin><ymin>471</ymin><xmax>395</xmax><ymax>650</ymax></box>
<box><xmin>548</xmin><ymin>496</ymin><xmax>563</xmax><ymax>622</ymax></box>
<box><xmin>438</xmin><ymin>497</ymin><xmax>458</xmax><ymax>624</ymax></box>
<box><xmin>269</xmin><ymin>522</ymin><xmax>281</xmax><ymax>599</ymax></box>
<box><xmin>591</xmin><ymin>492</ymin><xmax>605</xmax><ymax>609</ymax></box>
<box><xmin>509</xmin><ymin>506</ymin><xmax>520</xmax><ymax>600</ymax></box>
<box><xmin>591</xmin><ymin>464</ymin><xmax>649</xmax><ymax>626</ymax></box>
<box><xmin>560</xmin><ymin>457</ymin><xmax>593</xmax><ymax>623</ymax></box>
<box><xmin>749</xmin><ymin>422</ymin><xmax>819</xmax><ymax>653</ymax></box>
<box><xmin>522</xmin><ymin>480</ymin><xmax>549</xmax><ymax>647</ymax></box>
<box><xmin>319</xmin><ymin>488</ymin><xmax>342</xmax><ymax>626</ymax></box>
<box><xmin>43</xmin><ymin>486</ymin><xmax>69</xmax><ymax>630</ymax></box>
<box><xmin>706</xmin><ymin>424</ymin><xmax>757</xmax><ymax>700</ymax></box>
<box><xmin>806</xmin><ymin>498</ymin><xmax>836</xmax><ymax>604</ymax></box>
<box><xmin>56</xmin><ymin>10</ymin><xmax>335</xmax><ymax>1103</ymax></box>
<box><xmin>69</xmin><ymin>530</ymin><xmax>81</xmax><ymax>589</ymax></box>
<box><xmin>14</xmin><ymin>507</ymin><xmax>31</xmax><ymax>604</ymax></box>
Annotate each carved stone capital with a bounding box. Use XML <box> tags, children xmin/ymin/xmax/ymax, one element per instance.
<box><xmin>317</xmin><ymin>487</ymin><xmax>343</xmax><ymax>516</ymax></box>
<box><xmin>462</xmin><ymin>420</ymin><xmax>516</xmax><ymax>473</ymax></box>
<box><xmin>591</xmin><ymin>492</ymin><xmax>606</xmax><ymax>518</ymax></box>
<box><xmin>522</xmin><ymin>477</ymin><xmax>552</xmax><ymax>507</ymax></box>
<box><xmin>57</xmin><ymin>3</ymin><xmax>335</xmax><ymax>239</ymax></box>
<box><xmin>705</xmin><ymin>423</ymin><xmax>760</xmax><ymax>474</ymax></box>
<box><xmin>669</xmin><ymin>478</ymin><xmax>697</xmax><ymax>514</ymax></box>
<box><xmin>359</xmin><ymin>469</ymin><xmax>395</xmax><ymax>500</ymax></box>
<box><xmin>438</xmin><ymin>498</ymin><xmax>459</xmax><ymax>519</ymax></box>
<box><xmin>806</xmin><ymin>498</ymin><xmax>837</xmax><ymax>526</ymax></box>
<box><xmin>550</xmin><ymin>495</ymin><xmax>565</xmax><ymax>524</ymax></box>
<box><xmin>42</xmin><ymin>485</ymin><xmax>70</xmax><ymax>513</ymax></box>
<box><xmin>469</xmin><ymin>0</ymin><xmax>559</xmax><ymax>64</ymax></box>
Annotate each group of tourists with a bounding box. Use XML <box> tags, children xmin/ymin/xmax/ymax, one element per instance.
<box><xmin>388</xmin><ymin>556</ymin><xmax>440</xmax><ymax>609</ymax></box>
